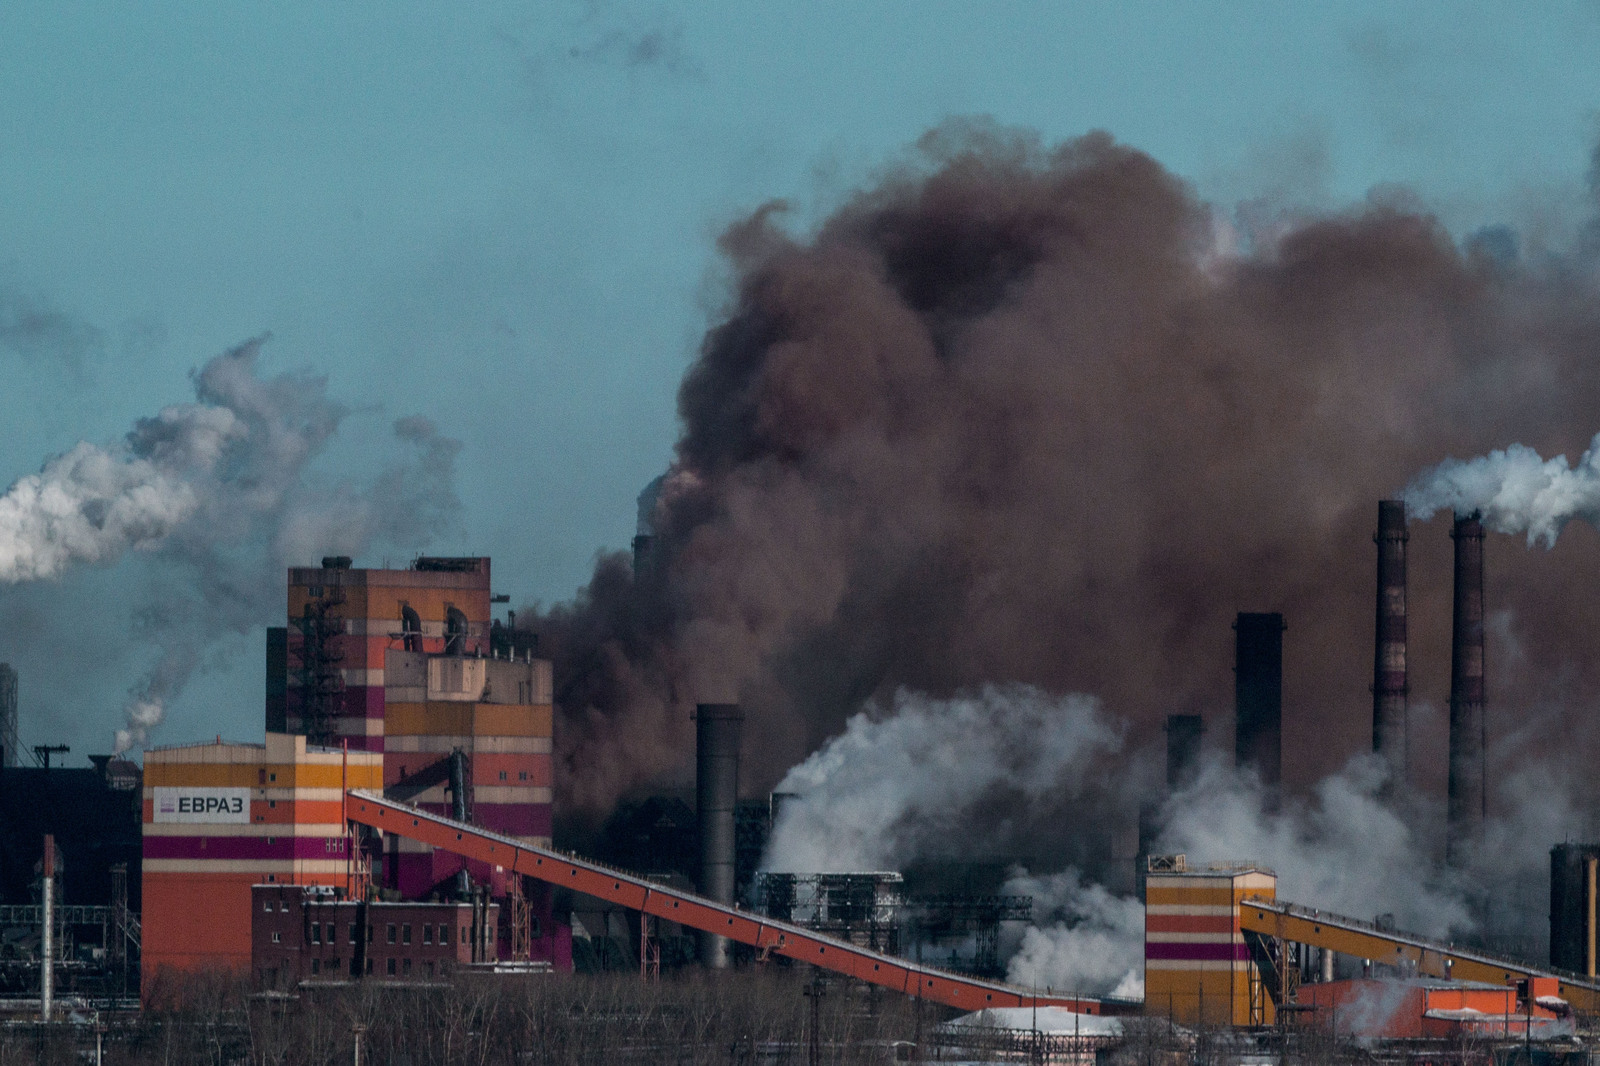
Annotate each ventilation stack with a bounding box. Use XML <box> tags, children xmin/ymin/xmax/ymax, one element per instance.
<box><xmin>0</xmin><ymin>664</ymin><xmax>15</xmax><ymax>768</ymax></box>
<box><xmin>1372</xmin><ymin>500</ymin><xmax>1409</xmax><ymax>785</ymax></box>
<box><xmin>1550</xmin><ymin>843</ymin><xmax>1600</xmax><ymax>976</ymax></box>
<box><xmin>1166</xmin><ymin>714</ymin><xmax>1204</xmax><ymax>791</ymax></box>
<box><xmin>696</xmin><ymin>703</ymin><xmax>743</xmax><ymax>969</ymax></box>
<box><xmin>1234</xmin><ymin>613</ymin><xmax>1285</xmax><ymax>801</ymax></box>
<box><xmin>1447</xmin><ymin>512</ymin><xmax>1486</xmax><ymax>865</ymax></box>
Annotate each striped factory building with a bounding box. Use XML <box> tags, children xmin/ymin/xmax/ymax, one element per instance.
<box><xmin>1144</xmin><ymin>860</ymin><xmax>1278</xmax><ymax>1027</ymax></box>
<box><xmin>279</xmin><ymin>557</ymin><xmax>494</xmax><ymax>752</ymax></box>
<box><xmin>141</xmin><ymin>733</ymin><xmax>383</xmax><ymax>983</ymax></box>
<box><xmin>276</xmin><ymin>556</ymin><xmax>564</xmax><ymax>966</ymax></box>
<box><xmin>382</xmin><ymin>652</ymin><xmax>555</xmax><ymax>898</ymax></box>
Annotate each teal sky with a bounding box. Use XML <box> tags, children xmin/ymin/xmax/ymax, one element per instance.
<box><xmin>3</xmin><ymin>1</ymin><xmax>1600</xmax><ymax>750</ymax></box>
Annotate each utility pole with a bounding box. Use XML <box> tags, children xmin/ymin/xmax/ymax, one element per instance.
<box><xmin>805</xmin><ymin>970</ymin><xmax>824</xmax><ymax>1066</ymax></box>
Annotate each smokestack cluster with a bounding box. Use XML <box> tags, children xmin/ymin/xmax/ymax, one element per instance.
<box><xmin>1447</xmin><ymin>512</ymin><xmax>1486</xmax><ymax>864</ymax></box>
<box><xmin>1372</xmin><ymin>500</ymin><xmax>1408</xmax><ymax>784</ymax></box>
<box><xmin>696</xmin><ymin>702</ymin><xmax>742</xmax><ymax>969</ymax></box>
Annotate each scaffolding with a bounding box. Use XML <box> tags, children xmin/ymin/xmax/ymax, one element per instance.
<box><xmin>293</xmin><ymin>585</ymin><xmax>346</xmax><ymax>746</ymax></box>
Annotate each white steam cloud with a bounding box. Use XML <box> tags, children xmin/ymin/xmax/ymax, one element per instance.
<box><xmin>0</xmin><ymin>335</ymin><xmax>462</xmax><ymax>753</ymax></box>
<box><xmin>1156</xmin><ymin>755</ymin><xmax>1472</xmax><ymax>939</ymax></box>
<box><xmin>762</xmin><ymin>685</ymin><xmax>1124</xmax><ymax>874</ymax></box>
<box><xmin>760</xmin><ymin>687</ymin><xmax>1502</xmax><ymax>999</ymax></box>
<box><xmin>1002</xmin><ymin>868</ymin><xmax>1146</xmax><ymax>999</ymax></box>
<box><xmin>1403</xmin><ymin>435</ymin><xmax>1600</xmax><ymax>546</ymax></box>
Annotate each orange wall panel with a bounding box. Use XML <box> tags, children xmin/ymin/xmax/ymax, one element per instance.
<box><xmin>142</xmin><ymin>871</ymin><xmax>257</xmax><ymax>975</ymax></box>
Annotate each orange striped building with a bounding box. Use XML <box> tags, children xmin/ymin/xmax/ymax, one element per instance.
<box><xmin>1144</xmin><ymin>860</ymin><xmax>1277</xmax><ymax>1026</ymax></box>
<box><xmin>141</xmin><ymin>733</ymin><xmax>383</xmax><ymax>982</ymax></box>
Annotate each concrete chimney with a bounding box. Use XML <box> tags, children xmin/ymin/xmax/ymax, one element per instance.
<box><xmin>696</xmin><ymin>702</ymin><xmax>743</xmax><ymax>968</ymax></box>
<box><xmin>1234</xmin><ymin>613</ymin><xmax>1285</xmax><ymax>800</ymax></box>
<box><xmin>1447</xmin><ymin>513</ymin><xmax>1486</xmax><ymax>864</ymax></box>
<box><xmin>1372</xmin><ymin>500</ymin><xmax>1408</xmax><ymax>785</ymax></box>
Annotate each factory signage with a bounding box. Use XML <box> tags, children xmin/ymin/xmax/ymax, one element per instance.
<box><xmin>153</xmin><ymin>787</ymin><xmax>251</xmax><ymax>823</ymax></box>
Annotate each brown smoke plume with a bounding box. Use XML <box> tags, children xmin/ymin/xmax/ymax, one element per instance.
<box><xmin>531</xmin><ymin>121</ymin><xmax>1600</xmax><ymax>840</ymax></box>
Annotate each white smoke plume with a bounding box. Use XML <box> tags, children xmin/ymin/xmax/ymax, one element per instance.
<box><xmin>0</xmin><ymin>334</ymin><xmax>461</xmax><ymax>753</ymax></box>
<box><xmin>1156</xmin><ymin>754</ymin><xmax>1472</xmax><ymax>939</ymax></box>
<box><xmin>1402</xmin><ymin>435</ymin><xmax>1600</xmax><ymax>546</ymax></box>
<box><xmin>761</xmin><ymin>685</ymin><xmax>1127</xmax><ymax>874</ymax></box>
<box><xmin>757</xmin><ymin>685</ymin><xmax>1517</xmax><ymax>998</ymax></box>
<box><xmin>1002</xmin><ymin>868</ymin><xmax>1146</xmax><ymax>999</ymax></box>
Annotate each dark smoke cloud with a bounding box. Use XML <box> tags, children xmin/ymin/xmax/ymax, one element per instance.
<box><xmin>531</xmin><ymin>120</ymin><xmax>1600</xmax><ymax>856</ymax></box>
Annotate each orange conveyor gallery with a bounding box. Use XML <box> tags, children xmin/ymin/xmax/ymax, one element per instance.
<box><xmin>344</xmin><ymin>790</ymin><xmax>1107</xmax><ymax>1014</ymax></box>
<box><xmin>1239</xmin><ymin>898</ymin><xmax>1600</xmax><ymax>1014</ymax></box>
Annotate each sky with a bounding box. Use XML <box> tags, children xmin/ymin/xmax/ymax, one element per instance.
<box><xmin>3</xmin><ymin>0</ymin><xmax>1600</xmax><ymax>756</ymax></box>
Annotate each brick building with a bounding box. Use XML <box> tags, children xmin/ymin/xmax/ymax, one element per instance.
<box><xmin>253</xmin><ymin>883</ymin><xmax>499</xmax><ymax>986</ymax></box>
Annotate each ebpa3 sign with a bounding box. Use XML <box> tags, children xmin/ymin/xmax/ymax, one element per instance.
<box><xmin>153</xmin><ymin>787</ymin><xmax>251</xmax><ymax>824</ymax></box>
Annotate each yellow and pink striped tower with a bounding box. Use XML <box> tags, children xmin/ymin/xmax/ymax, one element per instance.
<box><xmin>1144</xmin><ymin>858</ymin><xmax>1277</xmax><ymax>1027</ymax></box>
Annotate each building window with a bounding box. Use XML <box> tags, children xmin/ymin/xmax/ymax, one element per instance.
<box><xmin>530</xmin><ymin>916</ymin><xmax>541</xmax><ymax>937</ymax></box>
<box><xmin>499</xmin><ymin>771</ymin><xmax>507</xmax><ymax>781</ymax></box>
<box><xmin>519</xmin><ymin>771</ymin><xmax>527</xmax><ymax>781</ymax></box>
<box><xmin>310</xmin><ymin>924</ymin><xmax>320</xmax><ymax>944</ymax></box>
<box><xmin>310</xmin><ymin>958</ymin><xmax>320</xmax><ymax>975</ymax></box>
<box><xmin>401</xmin><ymin>605</ymin><xmax>422</xmax><ymax>652</ymax></box>
<box><xmin>349</xmin><ymin>924</ymin><xmax>358</xmax><ymax>944</ymax></box>
<box><xmin>268</xmin><ymin>800</ymin><xmax>276</xmax><ymax>809</ymax></box>
<box><xmin>438</xmin><ymin>924</ymin><xmax>449</xmax><ymax>945</ymax></box>
<box><xmin>402</xmin><ymin>924</ymin><xmax>412</xmax><ymax>945</ymax></box>
<box><xmin>386</xmin><ymin>958</ymin><xmax>396</xmax><ymax>976</ymax></box>
<box><xmin>423</xmin><ymin>925</ymin><xmax>432</xmax><ymax>945</ymax></box>
<box><xmin>403</xmin><ymin>958</ymin><xmax>412</xmax><ymax>976</ymax></box>
<box><xmin>271</xmin><ymin>932</ymin><xmax>281</xmax><ymax>944</ymax></box>
<box><xmin>387</xmin><ymin>924</ymin><xmax>397</xmax><ymax>944</ymax></box>
<box><xmin>425</xmin><ymin>961</ymin><xmax>435</xmax><ymax>978</ymax></box>
<box><xmin>258</xmin><ymin>769</ymin><xmax>266</xmax><ymax>784</ymax></box>
<box><xmin>365</xmin><ymin>957</ymin><xmax>373</xmax><ymax>975</ymax></box>
<box><xmin>325</xmin><ymin>922</ymin><xmax>335</xmax><ymax>943</ymax></box>
<box><xmin>269</xmin><ymin>772</ymin><xmax>276</xmax><ymax>782</ymax></box>
<box><xmin>368</xmin><ymin>924</ymin><xmax>374</xmax><ymax>943</ymax></box>
<box><xmin>263</xmin><ymin>899</ymin><xmax>273</xmax><ymax>913</ymax></box>
<box><xmin>279</xmin><ymin>901</ymin><xmax>288</xmax><ymax>912</ymax></box>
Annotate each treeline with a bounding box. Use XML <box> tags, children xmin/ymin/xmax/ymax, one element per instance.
<box><xmin>0</xmin><ymin>969</ymin><xmax>936</xmax><ymax>1065</ymax></box>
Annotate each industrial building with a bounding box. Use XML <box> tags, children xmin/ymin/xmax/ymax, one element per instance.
<box><xmin>140</xmin><ymin>732</ymin><xmax>383</xmax><ymax>981</ymax></box>
<box><xmin>135</xmin><ymin>556</ymin><xmax>566</xmax><ymax>993</ymax></box>
<box><xmin>0</xmin><ymin>502</ymin><xmax>1545</xmax><ymax>1059</ymax></box>
<box><xmin>252</xmin><ymin>883</ymin><xmax>501</xmax><ymax>986</ymax></box>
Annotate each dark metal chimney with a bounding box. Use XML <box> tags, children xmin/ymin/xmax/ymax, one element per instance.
<box><xmin>1234</xmin><ymin>613</ymin><xmax>1285</xmax><ymax>799</ymax></box>
<box><xmin>1373</xmin><ymin>500</ymin><xmax>1409</xmax><ymax>784</ymax></box>
<box><xmin>696</xmin><ymin>702</ymin><xmax>743</xmax><ymax>969</ymax></box>
<box><xmin>1166</xmin><ymin>714</ymin><xmax>1204</xmax><ymax>791</ymax></box>
<box><xmin>1448</xmin><ymin>512</ymin><xmax>1486</xmax><ymax>864</ymax></box>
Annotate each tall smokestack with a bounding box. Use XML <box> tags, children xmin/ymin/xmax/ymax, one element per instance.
<box><xmin>1372</xmin><ymin>500</ymin><xmax>1408</xmax><ymax>785</ymax></box>
<box><xmin>1448</xmin><ymin>512</ymin><xmax>1486</xmax><ymax>864</ymax></box>
<box><xmin>1234</xmin><ymin>613</ymin><xmax>1284</xmax><ymax>800</ymax></box>
<box><xmin>1166</xmin><ymin>714</ymin><xmax>1204</xmax><ymax>791</ymax></box>
<box><xmin>696</xmin><ymin>702</ymin><xmax>742</xmax><ymax>969</ymax></box>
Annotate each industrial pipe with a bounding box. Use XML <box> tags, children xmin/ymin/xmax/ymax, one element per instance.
<box><xmin>40</xmin><ymin>835</ymin><xmax>53</xmax><ymax>1023</ymax></box>
<box><xmin>1447</xmin><ymin>512</ymin><xmax>1486</xmax><ymax>865</ymax></box>
<box><xmin>1373</xmin><ymin>500</ymin><xmax>1408</xmax><ymax>784</ymax></box>
<box><xmin>696</xmin><ymin>703</ymin><xmax>743</xmax><ymax>969</ymax></box>
<box><xmin>1234</xmin><ymin>613</ymin><xmax>1285</xmax><ymax>802</ymax></box>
